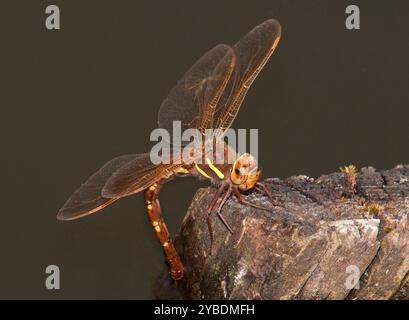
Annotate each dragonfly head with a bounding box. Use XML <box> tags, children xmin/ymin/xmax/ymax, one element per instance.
<box><xmin>230</xmin><ymin>153</ymin><xmax>260</xmax><ymax>191</ymax></box>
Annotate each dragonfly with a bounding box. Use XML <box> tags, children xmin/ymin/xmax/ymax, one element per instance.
<box><xmin>57</xmin><ymin>19</ymin><xmax>282</xmax><ymax>281</ymax></box>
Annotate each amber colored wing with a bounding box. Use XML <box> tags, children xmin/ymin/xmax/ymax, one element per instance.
<box><xmin>101</xmin><ymin>156</ymin><xmax>181</xmax><ymax>198</ymax></box>
<box><xmin>157</xmin><ymin>44</ymin><xmax>236</xmax><ymax>141</ymax></box>
<box><xmin>198</xmin><ymin>48</ymin><xmax>236</xmax><ymax>133</ymax></box>
<box><xmin>214</xmin><ymin>19</ymin><xmax>281</xmax><ymax>135</ymax></box>
<box><xmin>57</xmin><ymin>154</ymin><xmax>173</xmax><ymax>221</ymax></box>
<box><xmin>57</xmin><ymin>154</ymin><xmax>140</xmax><ymax>220</ymax></box>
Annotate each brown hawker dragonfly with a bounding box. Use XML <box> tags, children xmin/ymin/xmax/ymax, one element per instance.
<box><xmin>57</xmin><ymin>19</ymin><xmax>281</xmax><ymax>281</ymax></box>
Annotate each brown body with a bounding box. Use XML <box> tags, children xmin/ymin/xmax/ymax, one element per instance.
<box><xmin>57</xmin><ymin>19</ymin><xmax>281</xmax><ymax>281</ymax></box>
<box><xmin>143</xmin><ymin>147</ymin><xmax>266</xmax><ymax>280</ymax></box>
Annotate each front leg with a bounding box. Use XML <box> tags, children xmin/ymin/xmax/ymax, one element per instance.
<box><xmin>215</xmin><ymin>185</ymin><xmax>234</xmax><ymax>234</ymax></box>
<box><xmin>205</xmin><ymin>184</ymin><xmax>225</xmax><ymax>251</ymax></box>
<box><xmin>233</xmin><ymin>186</ymin><xmax>274</xmax><ymax>212</ymax></box>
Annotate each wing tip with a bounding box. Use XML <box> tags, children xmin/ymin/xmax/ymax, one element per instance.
<box><xmin>101</xmin><ymin>183</ymin><xmax>115</xmax><ymax>198</ymax></box>
<box><xmin>264</xmin><ymin>18</ymin><xmax>282</xmax><ymax>36</ymax></box>
<box><xmin>57</xmin><ymin>196</ymin><xmax>119</xmax><ymax>222</ymax></box>
<box><xmin>56</xmin><ymin>209</ymin><xmax>93</xmax><ymax>221</ymax></box>
<box><xmin>56</xmin><ymin>209</ymin><xmax>76</xmax><ymax>221</ymax></box>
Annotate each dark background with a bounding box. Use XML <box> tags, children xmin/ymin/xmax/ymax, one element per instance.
<box><xmin>0</xmin><ymin>0</ymin><xmax>408</xmax><ymax>299</ymax></box>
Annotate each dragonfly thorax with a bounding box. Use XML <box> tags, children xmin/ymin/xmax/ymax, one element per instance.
<box><xmin>230</xmin><ymin>153</ymin><xmax>260</xmax><ymax>191</ymax></box>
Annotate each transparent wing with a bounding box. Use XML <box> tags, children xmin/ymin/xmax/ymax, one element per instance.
<box><xmin>101</xmin><ymin>156</ymin><xmax>181</xmax><ymax>198</ymax></box>
<box><xmin>214</xmin><ymin>19</ymin><xmax>281</xmax><ymax>135</ymax></box>
<box><xmin>198</xmin><ymin>48</ymin><xmax>236</xmax><ymax>133</ymax></box>
<box><xmin>57</xmin><ymin>154</ymin><xmax>140</xmax><ymax>220</ymax></box>
<box><xmin>157</xmin><ymin>44</ymin><xmax>236</xmax><ymax>142</ymax></box>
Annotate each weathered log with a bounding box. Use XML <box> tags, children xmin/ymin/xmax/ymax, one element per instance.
<box><xmin>155</xmin><ymin>165</ymin><xmax>409</xmax><ymax>300</ymax></box>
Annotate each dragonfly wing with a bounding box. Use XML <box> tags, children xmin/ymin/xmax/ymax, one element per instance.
<box><xmin>57</xmin><ymin>154</ymin><xmax>140</xmax><ymax>221</ymax></box>
<box><xmin>158</xmin><ymin>44</ymin><xmax>235</xmax><ymax>141</ymax></box>
<box><xmin>102</xmin><ymin>157</ymin><xmax>181</xmax><ymax>198</ymax></box>
<box><xmin>214</xmin><ymin>19</ymin><xmax>281</xmax><ymax>135</ymax></box>
<box><xmin>198</xmin><ymin>48</ymin><xmax>235</xmax><ymax>133</ymax></box>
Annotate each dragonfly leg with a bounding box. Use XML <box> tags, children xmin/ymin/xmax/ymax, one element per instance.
<box><xmin>206</xmin><ymin>185</ymin><xmax>225</xmax><ymax>246</ymax></box>
<box><xmin>216</xmin><ymin>185</ymin><xmax>234</xmax><ymax>234</ymax></box>
<box><xmin>255</xmin><ymin>182</ymin><xmax>284</xmax><ymax>209</ymax></box>
<box><xmin>206</xmin><ymin>185</ymin><xmax>226</xmax><ymax>253</ymax></box>
<box><xmin>255</xmin><ymin>182</ymin><xmax>275</xmax><ymax>203</ymax></box>
<box><xmin>233</xmin><ymin>186</ymin><xmax>273</xmax><ymax>212</ymax></box>
<box><xmin>144</xmin><ymin>183</ymin><xmax>184</xmax><ymax>281</ymax></box>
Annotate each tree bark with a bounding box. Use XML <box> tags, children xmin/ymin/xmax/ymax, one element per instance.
<box><xmin>156</xmin><ymin>165</ymin><xmax>409</xmax><ymax>300</ymax></box>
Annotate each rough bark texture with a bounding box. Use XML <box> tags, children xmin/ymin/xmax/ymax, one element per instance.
<box><xmin>156</xmin><ymin>165</ymin><xmax>409</xmax><ymax>300</ymax></box>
